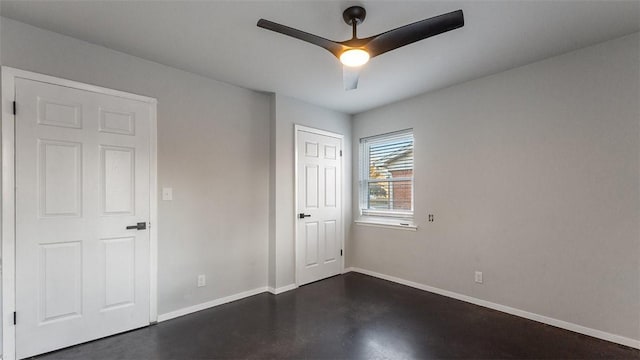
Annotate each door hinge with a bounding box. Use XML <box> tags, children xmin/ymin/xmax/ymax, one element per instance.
<box><xmin>340</xmin><ymin>249</ymin><xmax>343</xmax><ymax>256</ymax></box>
<box><xmin>13</xmin><ymin>101</ymin><xmax>17</xmax><ymax>115</ymax></box>
<box><xmin>339</xmin><ymin>150</ymin><xmax>342</xmax><ymax>157</ymax></box>
<box><xmin>13</xmin><ymin>311</ymin><xmax>16</xmax><ymax>325</ymax></box>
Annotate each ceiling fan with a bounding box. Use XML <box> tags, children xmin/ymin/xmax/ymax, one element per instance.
<box><xmin>257</xmin><ymin>6</ymin><xmax>464</xmax><ymax>90</ymax></box>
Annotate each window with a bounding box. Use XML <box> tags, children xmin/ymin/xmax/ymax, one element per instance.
<box><xmin>359</xmin><ymin>129</ymin><xmax>414</xmax><ymax>220</ymax></box>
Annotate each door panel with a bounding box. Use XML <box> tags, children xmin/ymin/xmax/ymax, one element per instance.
<box><xmin>99</xmin><ymin>108</ymin><xmax>135</xmax><ymax>135</ymax></box>
<box><xmin>39</xmin><ymin>140</ymin><xmax>83</xmax><ymax>217</ymax></box>
<box><xmin>15</xmin><ymin>78</ymin><xmax>151</xmax><ymax>359</ymax></box>
<box><xmin>305</xmin><ymin>222</ymin><xmax>319</xmax><ymax>267</ymax></box>
<box><xmin>323</xmin><ymin>220</ymin><xmax>337</xmax><ymax>263</ymax></box>
<box><xmin>324</xmin><ymin>145</ymin><xmax>336</xmax><ymax>159</ymax></box>
<box><xmin>101</xmin><ymin>236</ymin><xmax>136</xmax><ymax>310</ymax></box>
<box><xmin>305</xmin><ymin>141</ymin><xmax>318</xmax><ymax>157</ymax></box>
<box><xmin>39</xmin><ymin>241</ymin><xmax>83</xmax><ymax>323</ymax></box>
<box><xmin>324</xmin><ymin>167</ymin><xmax>336</xmax><ymax>207</ymax></box>
<box><xmin>297</xmin><ymin>129</ymin><xmax>342</xmax><ymax>285</ymax></box>
<box><xmin>101</xmin><ymin>145</ymin><xmax>135</xmax><ymax>214</ymax></box>
<box><xmin>305</xmin><ymin>165</ymin><xmax>319</xmax><ymax>208</ymax></box>
<box><xmin>37</xmin><ymin>97</ymin><xmax>82</xmax><ymax>129</ymax></box>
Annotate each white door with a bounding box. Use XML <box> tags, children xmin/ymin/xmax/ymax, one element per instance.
<box><xmin>296</xmin><ymin>128</ymin><xmax>343</xmax><ymax>285</ymax></box>
<box><xmin>15</xmin><ymin>78</ymin><xmax>152</xmax><ymax>358</ymax></box>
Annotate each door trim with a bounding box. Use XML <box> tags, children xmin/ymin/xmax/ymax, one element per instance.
<box><xmin>1</xmin><ymin>66</ymin><xmax>158</xmax><ymax>360</ymax></box>
<box><xmin>293</xmin><ymin>125</ymin><xmax>344</xmax><ymax>287</ymax></box>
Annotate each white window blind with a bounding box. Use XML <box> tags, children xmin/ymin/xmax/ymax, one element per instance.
<box><xmin>360</xmin><ymin>129</ymin><xmax>414</xmax><ymax>218</ymax></box>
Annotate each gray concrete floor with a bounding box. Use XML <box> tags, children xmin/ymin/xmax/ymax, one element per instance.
<box><xmin>34</xmin><ymin>272</ymin><xmax>639</xmax><ymax>359</ymax></box>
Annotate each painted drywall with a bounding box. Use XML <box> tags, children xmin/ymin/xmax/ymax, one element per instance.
<box><xmin>0</xmin><ymin>17</ymin><xmax>355</xmax><ymax>355</ymax></box>
<box><xmin>0</xmin><ymin>17</ymin><xmax>271</xmax><ymax>317</ymax></box>
<box><xmin>351</xmin><ymin>32</ymin><xmax>640</xmax><ymax>341</ymax></box>
<box><xmin>268</xmin><ymin>96</ymin><xmax>277</xmax><ymax>289</ymax></box>
<box><xmin>0</xmin><ymin>15</ymin><xmax>3</xmax><ymax>353</ymax></box>
<box><xmin>270</xmin><ymin>94</ymin><xmax>352</xmax><ymax>289</ymax></box>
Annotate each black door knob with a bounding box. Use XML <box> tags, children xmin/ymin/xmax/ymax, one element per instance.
<box><xmin>126</xmin><ymin>222</ymin><xmax>147</xmax><ymax>230</ymax></box>
<box><xmin>298</xmin><ymin>213</ymin><xmax>311</xmax><ymax>219</ymax></box>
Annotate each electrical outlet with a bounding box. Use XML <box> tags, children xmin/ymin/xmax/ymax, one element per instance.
<box><xmin>474</xmin><ymin>271</ymin><xmax>483</xmax><ymax>284</ymax></box>
<box><xmin>197</xmin><ymin>274</ymin><xmax>206</xmax><ymax>287</ymax></box>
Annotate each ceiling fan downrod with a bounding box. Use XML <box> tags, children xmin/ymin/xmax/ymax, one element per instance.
<box><xmin>343</xmin><ymin>6</ymin><xmax>366</xmax><ymax>39</ymax></box>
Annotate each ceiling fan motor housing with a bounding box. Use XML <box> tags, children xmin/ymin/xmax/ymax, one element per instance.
<box><xmin>343</xmin><ymin>6</ymin><xmax>366</xmax><ymax>26</ymax></box>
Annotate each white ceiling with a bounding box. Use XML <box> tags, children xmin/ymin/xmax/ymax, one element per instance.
<box><xmin>1</xmin><ymin>1</ymin><xmax>638</xmax><ymax>114</ymax></box>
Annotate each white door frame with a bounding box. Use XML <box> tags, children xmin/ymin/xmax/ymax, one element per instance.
<box><xmin>1</xmin><ymin>66</ymin><xmax>158</xmax><ymax>360</ymax></box>
<box><xmin>293</xmin><ymin>124</ymin><xmax>344</xmax><ymax>287</ymax></box>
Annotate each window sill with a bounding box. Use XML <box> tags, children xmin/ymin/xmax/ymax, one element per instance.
<box><xmin>354</xmin><ymin>218</ymin><xmax>417</xmax><ymax>231</ymax></box>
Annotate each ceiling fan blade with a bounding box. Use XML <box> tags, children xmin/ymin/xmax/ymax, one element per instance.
<box><xmin>343</xmin><ymin>66</ymin><xmax>361</xmax><ymax>91</ymax></box>
<box><xmin>365</xmin><ymin>10</ymin><xmax>464</xmax><ymax>58</ymax></box>
<box><xmin>257</xmin><ymin>19</ymin><xmax>346</xmax><ymax>57</ymax></box>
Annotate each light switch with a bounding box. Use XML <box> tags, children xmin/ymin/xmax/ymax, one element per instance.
<box><xmin>162</xmin><ymin>187</ymin><xmax>173</xmax><ymax>201</ymax></box>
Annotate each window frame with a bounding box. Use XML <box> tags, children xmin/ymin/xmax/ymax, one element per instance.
<box><xmin>359</xmin><ymin>129</ymin><xmax>414</xmax><ymax>222</ymax></box>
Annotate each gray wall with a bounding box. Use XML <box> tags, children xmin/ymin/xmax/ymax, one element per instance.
<box><xmin>0</xmin><ymin>17</ymin><xmax>354</xmax><ymax>316</ymax></box>
<box><xmin>270</xmin><ymin>94</ymin><xmax>352</xmax><ymax>289</ymax></box>
<box><xmin>351</xmin><ymin>33</ymin><xmax>640</xmax><ymax>341</ymax></box>
<box><xmin>0</xmin><ymin>17</ymin><xmax>271</xmax><ymax>315</ymax></box>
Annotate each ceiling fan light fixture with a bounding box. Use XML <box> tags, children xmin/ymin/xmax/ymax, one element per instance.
<box><xmin>340</xmin><ymin>49</ymin><xmax>370</xmax><ymax>67</ymax></box>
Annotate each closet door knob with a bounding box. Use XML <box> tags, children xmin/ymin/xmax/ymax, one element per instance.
<box><xmin>126</xmin><ymin>222</ymin><xmax>147</xmax><ymax>230</ymax></box>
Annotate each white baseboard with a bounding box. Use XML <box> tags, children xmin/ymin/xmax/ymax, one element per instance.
<box><xmin>157</xmin><ymin>286</ymin><xmax>268</xmax><ymax>322</ymax></box>
<box><xmin>344</xmin><ymin>267</ymin><xmax>640</xmax><ymax>350</ymax></box>
<box><xmin>268</xmin><ymin>283</ymin><xmax>297</xmax><ymax>295</ymax></box>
